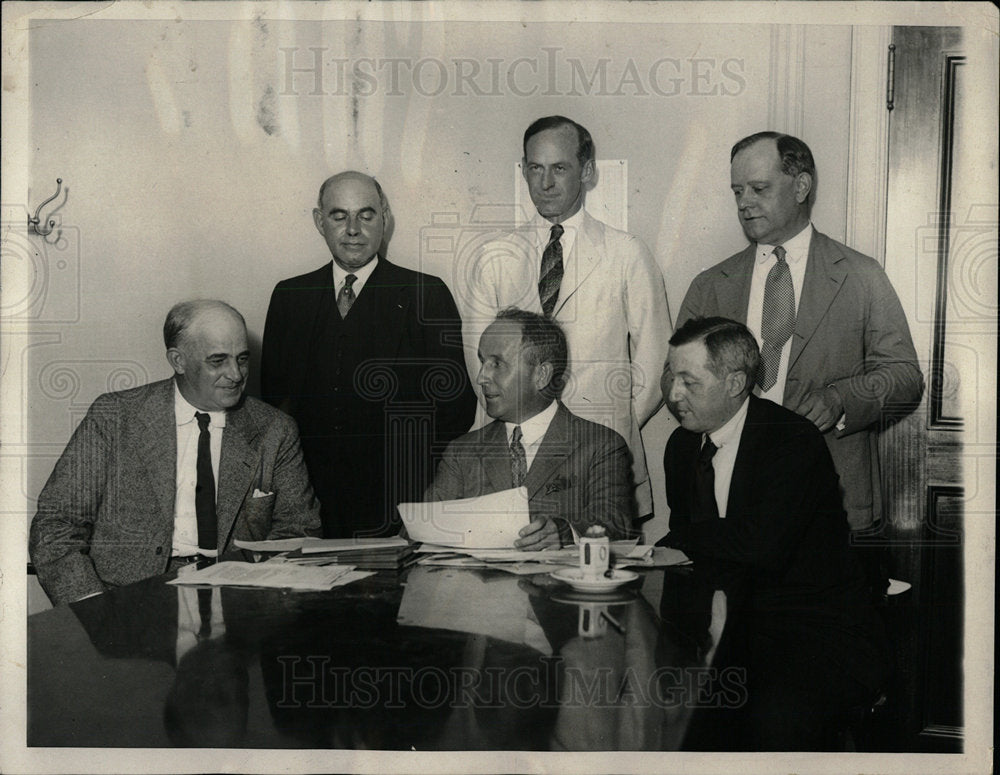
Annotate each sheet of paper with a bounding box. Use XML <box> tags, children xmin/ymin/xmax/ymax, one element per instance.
<box><xmin>615</xmin><ymin>547</ymin><xmax>691</xmax><ymax>568</ymax></box>
<box><xmin>166</xmin><ymin>560</ymin><xmax>373</xmax><ymax>590</ymax></box>
<box><xmin>298</xmin><ymin>536</ymin><xmax>408</xmax><ymax>554</ymax></box>
<box><xmin>466</xmin><ymin>546</ymin><xmax>578</xmax><ymax>563</ymax></box>
<box><xmin>398</xmin><ymin>487</ymin><xmax>529</xmax><ymax>549</ymax></box>
<box><xmin>234</xmin><ymin>536</ymin><xmax>324</xmax><ymax>552</ymax></box>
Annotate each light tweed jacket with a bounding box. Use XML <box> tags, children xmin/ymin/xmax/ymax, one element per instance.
<box><xmin>29</xmin><ymin>378</ymin><xmax>321</xmax><ymax>605</ymax></box>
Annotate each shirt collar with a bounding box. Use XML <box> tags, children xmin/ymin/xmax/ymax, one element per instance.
<box><xmin>707</xmin><ymin>396</ymin><xmax>749</xmax><ymax>449</ymax></box>
<box><xmin>331</xmin><ymin>256</ymin><xmax>379</xmax><ymax>289</ymax></box>
<box><xmin>531</xmin><ymin>207</ymin><xmax>583</xmax><ymax>256</ymax></box>
<box><xmin>756</xmin><ymin>222</ymin><xmax>813</xmax><ymax>265</ymax></box>
<box><xmin>506</xmin><ymin>400</ymin><xmax>558</xmax><ymax>446</ymax></box>
<box><xmin>174</xmin><ymin>381</ymin><xmax>227</xmax><ymax>428</ymax></box>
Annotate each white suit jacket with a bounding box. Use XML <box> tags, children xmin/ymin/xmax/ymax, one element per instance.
<box><xmin>461</xmin><ymin>209</ymin><xmax>672</xmax><ymax>514</ymax></box>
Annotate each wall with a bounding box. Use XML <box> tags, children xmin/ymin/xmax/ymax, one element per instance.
<box><xmin>8</xmin><ymin>9</ymin><xmax>858</xmax><ymax>543</ymax></box>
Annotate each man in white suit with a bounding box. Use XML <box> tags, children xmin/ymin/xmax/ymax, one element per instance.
<box><xmin>462</xmin><ymin>116</ymin><xmax>672</xmax><ymax>519</ymax></box>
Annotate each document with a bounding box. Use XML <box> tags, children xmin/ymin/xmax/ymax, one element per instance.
<box><xmin>233</xmin><ymin>537</ymin><xmax>324</xmax><ymax>552</ymax></box>
<box><xmin>167</xmin><ymin>561</ymin><xmax>375</xmax><ymax>590</ymax></box>
<box><xmin>397</xmin><ymin>487</ymin><xmax>530</xmax><ymax>549</ymax></box>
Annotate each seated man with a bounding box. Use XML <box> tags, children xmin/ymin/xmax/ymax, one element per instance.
<box><xmin>29</xmin><ymin>300</ymin><xmax>322</xmax><ymax>605</ymax></box>
<box><xmin>425</xmin><ymin>308</ymin><xmax>636</xmax><ymax>548</ymax></box>
<box><xmin>659</xmin><ymin>317</ymin><xmax>888</xmax><ymax>750</ymax></box>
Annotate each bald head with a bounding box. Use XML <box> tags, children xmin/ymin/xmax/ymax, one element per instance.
<box><xmin>165</xmin><ymin>300</ymin><xmax>249</xmax><ymax>412</ymax></box>
<box><xmin>313</xmin><ymin>171</ymin><xmax>390</xmax><ymax>271</ymax></box>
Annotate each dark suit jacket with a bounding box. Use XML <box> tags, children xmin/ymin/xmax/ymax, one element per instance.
<box><xmin>676</xmin><ymin>230</ymin><xmax>923</xmax><ymax>529</ymax></box>
<box><xmin>425</xmin><ymin>403</ymin><xmax>637</xmax><ymax>540</ymax></box>
<box><xmin>663</xmin><ymin>395</ymin><xmax>888</xmax><ymax>693</ymax></box>
<box><xmin>261</xmin><ymin>258</ymin><xmax>477</xmax><ymax>537</ymax></box>
<box><xmin>29</xmin><ymin>379</ymin><xmax>322</xmax><ymax>606</ymax></box>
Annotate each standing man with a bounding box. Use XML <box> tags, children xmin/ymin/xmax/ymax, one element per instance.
<box><xmin>463</xmin><ymin>115</ymin><xmax>671</xmax><ymax>520</ymax></box>
<box><xmin>676</xmin><ymin>132</ymin><xmax>923</xmax><ymax>530</ymax></box>
<box><xmin>29</xmin><ymin>300</ymin><xmax>322</xmax><ymax>606</ymax></box>
<box><xmin>427</xmin><ymin>309</ymin><xmax>636</xmax><ymax>546</ymax></box>
<box><xmin>262</xmin><ymin>172</ymin><xmax>476</xmax><ymax>538</ymax></box>
<box><xmin>660</xmin><ymin>317</ymin><xmax>888</xmax><ymax>749</ymax></box>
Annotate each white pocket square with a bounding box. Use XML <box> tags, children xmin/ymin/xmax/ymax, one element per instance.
<box><xmin>252</xmin><ymin>489</ymin><xmax>274</xmax><ymax>498</ymax></box>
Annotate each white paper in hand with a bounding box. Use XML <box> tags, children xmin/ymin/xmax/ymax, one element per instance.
<box><xmin>398</xmin><ymin>487</ymin><xmax>529</xmax><ymax>549</ymax></box>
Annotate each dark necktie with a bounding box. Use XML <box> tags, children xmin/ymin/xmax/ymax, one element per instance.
<box><xmin>337</xmin><ymin>273</ymin><xmax>357</xmax><ymax>318</ymax></box>
<box><xmin>692</xmin><ymin>437</ymin><xmax>719</xmax><ymax>522</ymax></box>
<box><xmin>510</xmin><ymin>426</ymin><xmax>527</xmax><ymax>488</ymax></box>
<box><xmin>538</xmin><ymin>224</ymin><xmax>564</xmax><ymax>317</ymax></box>
<box><xmin>758</xmin><ymin>245</ymin><xmax>795</xmax><ymax>391</ymax></box>
<box><xmin>194</xmin><ymin>412</ymin><xmax>218</xmax><ymax>553</ymax></box>
<box><xmin>197</xmin><ymin>588</ymin><xmax>213</xmax><ymax>640</ymax></box>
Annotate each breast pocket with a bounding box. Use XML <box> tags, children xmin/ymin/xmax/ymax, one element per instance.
<box><xmin>236</xmin><ymin>492</ymin><xmax>276</xmax><ymax>542</ymax></box>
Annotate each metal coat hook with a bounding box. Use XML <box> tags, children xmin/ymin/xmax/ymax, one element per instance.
<box><xmin>28</xmin><ymin>178</ymin><xmax>66</xmax><ymax>243</ymax></box>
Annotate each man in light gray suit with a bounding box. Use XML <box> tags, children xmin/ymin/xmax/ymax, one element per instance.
<box><xmin>676</xmin><ymin>132</ymin><xmax>923</xmax><ymax>531</ymax></box>
<box><xmin>29</xmin><ymin>300</ymin><xmax>321</xmax><ymax>606</ymax></box>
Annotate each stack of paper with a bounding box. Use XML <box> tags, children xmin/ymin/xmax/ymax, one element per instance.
<box><xmin>284</xmin><ymin>537</ymin><xmax>417</xmax><ymax>571</ymax></box>
<box><xmin>167</xmin><ymin>561</ymin><xmax>374</xmax><ymax>590</ymax></box>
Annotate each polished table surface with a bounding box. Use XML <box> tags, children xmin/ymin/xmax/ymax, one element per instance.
<box><xmin>28</xmin><ymin>562</ymin><xmax>730</xmax><ymax>750</ymax></box>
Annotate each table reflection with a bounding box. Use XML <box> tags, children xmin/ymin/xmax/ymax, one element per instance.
<box><xmin>29</xmin><ymin>565</ymin><xmax>736</xmax><ymax>750</ymax></box>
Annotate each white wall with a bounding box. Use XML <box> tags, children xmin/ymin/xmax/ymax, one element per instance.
<box><xmin>11</xmin><ymin>11</ymin><xmax>860</xmax><ymax>542</ymax></box>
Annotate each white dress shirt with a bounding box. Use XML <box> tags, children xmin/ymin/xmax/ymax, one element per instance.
<box><xmin>173</xmin><ymin>384</ymin><xmax>225</xmax><ymax>557</ymax></box>
<box><xmin>505</xmin><ymin>400</ymin><xmax>559</xmax><ymax>472</ymax></box>
<box><xmin>745</xmin><ymin>223</ymin><xmax>812</xmax><ymax>404</ymax></box>
<box><xmin>704</xmin><ymin>397</ymin><xmax>750</xmax><ymax>520</ymax></box>
<box><xmin>331</xmin><ymin>256</ymin><xmax>379</xmax><ymax>299</ymax></box>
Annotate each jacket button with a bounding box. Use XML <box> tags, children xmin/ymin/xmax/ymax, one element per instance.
<box><xmin>155</xmin><ymin>546</ymin><xmax>163</xmax><ymax>555</ymax></box>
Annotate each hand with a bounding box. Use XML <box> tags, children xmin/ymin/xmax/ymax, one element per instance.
<box><xmin>514</xmin><ymin>517</ymin><xmax>561</xmax><ymax>550</ymax></box>
<box><xmin>794</xmin><ymin>386</ymin><xmax>844</xmax><ymax>432</ymax></box>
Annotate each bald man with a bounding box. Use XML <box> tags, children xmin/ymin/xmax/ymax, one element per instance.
<box><xmin>29</xmin><ymin>300</ymin><xmax>322</xmax><ymax>606</ymax></box>
<box><xmin>262</xmin><ymin>172</ymin><xmax>476</xmax><ymax>538</ymax></box>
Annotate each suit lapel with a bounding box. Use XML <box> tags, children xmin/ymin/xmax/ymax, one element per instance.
<box><xmin>524</xmin><ymin>404</ymin><xmax>576</xmax><ymax>498</ymax></box>
<box><xmin>716</xmin><ymin>246</ymin><xmax>755</xmax><ymax>322</ymax></box>
<box><xmin>482</xmin><ymin>421</ymin><xmax>514</xmax><ymax>493</ymax></box>
<box><xmin>553</xmin><ymin>212</ymin><xmax>603</xmax><ymax>316</ymax></box>
<box><xmin>216</xmin><ymin>404</ymin><xmax>259</xmax><ymax>549</ymax></box>
<box><xmin>787</xmin><ymin>232</ymin><xmax>847</xmax><ymax>376</ymax></box>
<box><xmin>133</xmin><ymin>380</ymin><xmax>179</xmax><ymax>531</ymax></box>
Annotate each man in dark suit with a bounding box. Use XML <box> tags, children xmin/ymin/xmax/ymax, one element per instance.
<box><xmin>676</xmin><ymin>131</ymin><xmax>922</xmax><ymax>531</ymax></box>
<box><xmin>29</xmin><ymin>300</ymin><xmax>322</xmax><ymax>606</ymax></box>
<box><xmin>262</xmin><ymin>171</ymin><xmax>476</xmax><ymax>538</ymax></box>
<box><xmin>426</xmin><ymin>309</ymin><xmax>636</xmax><ymax>546</ymax></box>
<box><xmin>659</xmin><ymin>317</ymin><xmax>888</xmax><ymax>750</ymax></box>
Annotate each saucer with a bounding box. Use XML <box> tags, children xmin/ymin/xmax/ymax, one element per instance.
<box><xmin>549</xmin><ymin>567</ymin><xmax>639</xmax><ymax>593</ymax></box>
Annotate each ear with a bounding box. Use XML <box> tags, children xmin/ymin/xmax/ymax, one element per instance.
<box><xmin>580</xmin><ymin>158</ymin><xmax>595</xmax><ymax>184</ymax></box>
<box><xmin>312</xmin><ymin>208</ymin><xmax>325</xmax><ymax>236</ymax></box>
<box><xmin>726</xmin><ymin>370</ymin><xmax>747</xmax><ymax>399</ymax></box>
<box><xmin>166</xmin><ymin>347</ymin><xmax>186</xmax><ymax>376</ymax></box>
<box><xmin>532</xmin><ymin>361</ymin><xmax>554</xmax><ymax>392</ymax></box>
<box><xmin>794</xmin><ymin>172</ymin><xmax>812</xmax><ymax>204</ymax></box>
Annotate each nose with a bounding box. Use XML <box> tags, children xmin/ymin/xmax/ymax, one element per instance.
<box><xmin>477</xmin><ymin>363</ymin><xmax>489</xmax><ymax>386</ymax></box>
<box><xmin>735</xmin><ymin>189</ymin><xmax>753</xmax><ymax>211</ymax></box>
<box><xmin>345</xmin><ymin>215</ymin><xmax>361</xmax><ymax>234</ymax></box>
<box><xmin>665</xmin><ymin>375</ymin><xmax>683</xmax><ymax>404</ymax></box>
<box><xmin>225</xmin><ymin>359</ymin><xmax>244</xmax><ymax>384</ymax></box>
<box><xmin>541</xmin><ymin>168</ymin><xmax>555</xmax><ymax>190</ymax></box>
